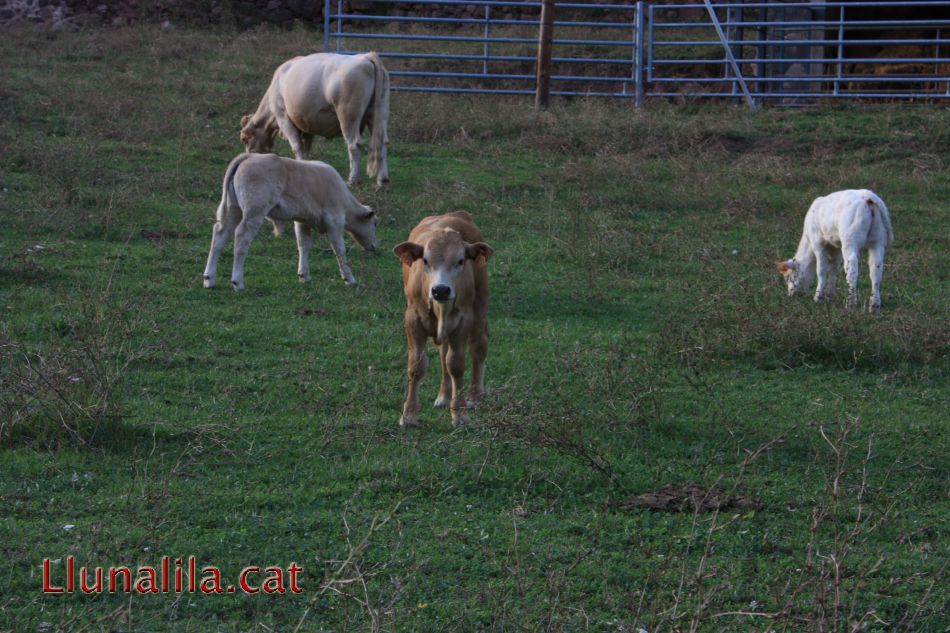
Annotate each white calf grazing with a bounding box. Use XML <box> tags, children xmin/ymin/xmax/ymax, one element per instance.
<box><xmin>777</xmin><ymin>189</ymin><xmax>893</xmax><ymax>312</ymax></box>
<box><xmin>203</xmin><ymin>153</ymin><xmax>379</xmax><ymax>291</ymax></box>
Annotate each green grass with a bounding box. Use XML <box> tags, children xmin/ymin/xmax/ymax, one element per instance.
<box><xmin>1</xmin><ymin>24</ymin><xmax>948</xmax><ymax>633</ymax></box>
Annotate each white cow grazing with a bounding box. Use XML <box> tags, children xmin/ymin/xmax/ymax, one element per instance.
<box><xmin>777</xmin><ymin>189</ymin><xmax>894</xmax><ymax>312</ymax></box>
<box><xmin>240</xmin><ymin>52</ymin><xmax>390</xmax><ymax>187</ymax></box>
<box><xmin>203</xmin><ymin>153</ymin><xmax>379</xmax><ymax>291</ymax></box>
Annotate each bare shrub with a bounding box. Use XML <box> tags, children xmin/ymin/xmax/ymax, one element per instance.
<box><xmin>484</xmin><ymin>341</ymin><xmax>664</xmax><ymax>490</ymax></box>
<box><xmin>0</xmin><ymin>267</ymin><xmax>154</xmax><ymax>448</ymax></box>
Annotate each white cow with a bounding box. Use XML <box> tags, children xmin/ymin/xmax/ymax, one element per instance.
<box><xmin>203</xmin><ymin>153</ymin><xmax>379</xmax><ymax>291</ymax></box>
<box><xmin>240</xmin><ymin>52</ymin><xmax>390</xmax><ymax>187</ymax></box>
<box><xmin>777</xmin><ymin>189</ymin><xmax>894</xmax><ymax>312</ymax></box>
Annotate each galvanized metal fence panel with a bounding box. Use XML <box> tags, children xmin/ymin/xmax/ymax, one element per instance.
<box><xmin>324</xmin><ymin>0</ymin><xmax>950</xmax><ymax>104</ymax></box>
<box><xmin>647</xmin><ymin>1</ymin><xmax>950</xmax><ymax>104</ymax></box>
<box><xmin>324</xmin><ymin>0</ymin><xmax>646</xmax><ymax>99</ymax></box>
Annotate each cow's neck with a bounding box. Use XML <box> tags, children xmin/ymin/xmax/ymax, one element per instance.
<box><xmin>251</xmin><ymin>92</ymin><xmax>277</xmax><ymax>130</ymax></box>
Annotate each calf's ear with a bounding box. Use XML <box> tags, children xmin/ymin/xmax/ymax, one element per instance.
<box><xmin>361</xmin><ymin>206</ymin><xmax>376</xmax><ymax>221</ymax></box>
<box><xmin>776</xmin><ymin>259</ymin><xmax>796</xmax><ymax>275</ymax></box>
<box><xmin>466</xmin><ymin>242</ymin><xmax>494</xmax><ymax>267</ymax></box>
<box><xmin>240</xmin><ymin>115</ymin><xmax>251</xmax><ymax>129</ymax></box>
<box><xmin>393</xmin><ymin>242</ymin><xmax>423</xmax><ymax>266</ymax></box>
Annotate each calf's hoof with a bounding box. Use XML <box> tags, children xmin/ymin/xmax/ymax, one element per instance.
<box><xmin>433</xmin><ymin>393</ymin><xmax>450</xmax><ymax>409</ymax></box>
<box><xmin>452</xmin><ymin>412</ymin><xmax>470</xmax><ymax>428</ymax></box>
<box><xmin>298</xmin><ymin>274</ymin><xmax>310</xmax><ymax>284</ymax></box>
<box><xmin>203</xmin><ymin>276</ymin><xmax>215</xmax><ymax>289</ymax></box>
<box><xmin>230</xmin><ymin>280</ymin><xmax>245</xmax><ymax>292</ymax></box>
<box><xmin>399</xmin><ymin>414</ymin><xmax>419</xmax><ymax>429</ymax></box>
<box><xmin>869</xmin><ymin>301</ymin><xmax>881</xmax><ymax>313</ymax></box>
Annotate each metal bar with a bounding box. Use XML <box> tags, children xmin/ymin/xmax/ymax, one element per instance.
<box><xmin>331</xmin><ymin>13</ymin><xmax>637</xmax><ymax>28</ymax></box>
<box><xmin>647</xmin><ymin>3</ymin><xmax>655</xmax><ymax>82</ymax></box>
<box><xmin>704</xmin><ymin>0</ymin><xmax>756</xmax><ymax>109</ymax></box>
<box><xmin>323</xmin><ymin>0</ymin><xmax>330</xmax><ymax>52</ymax></box>
<box><xmin>835</xmin><ymin>5</ymin><xmax>845</xmax><ymax>96</ymax></box>
<box><xmin>650</xmin><ymin>57</ymin><xmax>950</xmax><ymax>65</ymax></box>
<box><xmin>634</xmin><ymin>1</ymin><xmax>644</xmax><ymax>105</ymax></box>
<box><xmin>335</xmin><ymin>0</ymin><xmax>342</xmax><ymax>51</ymax></box>
<box><xmin>652</xmin><ymin>38</ymin><xmax>950</xmax><ymax>46</ymax></box>
<box><xmin>334</xmin><ymin>32</ymin><xmax>638</xmax><ymax>46</ymax></box>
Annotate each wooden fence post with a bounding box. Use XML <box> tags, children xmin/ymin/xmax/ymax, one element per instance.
<box><xmin>535</xmin><ymin>0</ymin><xmax>556</xmax><ymax>108</ymax></box>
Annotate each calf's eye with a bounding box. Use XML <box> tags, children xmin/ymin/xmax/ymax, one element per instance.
<box><xmin>423</xmin><ymin>257</ymin><xmax>428</xmax><ymax>265</ymax></box>
<box><xmin>457</xmin><ymin>258</ymin><xmax>464</xmax><ymax>266</ymax></box>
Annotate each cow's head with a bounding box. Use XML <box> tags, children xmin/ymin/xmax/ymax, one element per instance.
<box><xmin>347</xmin><ymin>205</ymin><xmax>380</xmax><ymax>254</ymax></box>
<box><xmin>776</xmin><ymin>259</ymin><xmax>808</xmax><ymax>296</ymax></box>
<box><xmin>240</xmin><ymin>115</ymin><xmax>278</xmax><ymax>154</ymax></box>
<box><xmin>393</xmin><ymin>229</ymin><xmax>493</xmax><ymax>304</ymax></box>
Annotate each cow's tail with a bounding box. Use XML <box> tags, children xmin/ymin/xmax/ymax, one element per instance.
<box><xmin>366</xmin><ymin>52</ymin><xmax>390</xmax><ymax>180</ymax></box>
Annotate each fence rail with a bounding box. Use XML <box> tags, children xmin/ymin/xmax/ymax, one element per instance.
<box><xmin>324</xmin><ymin>0</ymin><xmax>950</xmax><ymax>105</ymax></box>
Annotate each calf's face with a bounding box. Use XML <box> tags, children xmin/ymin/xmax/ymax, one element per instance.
<box><xmin>393</xmin><ymin>230</ymin><xmax>492</xmax><ymax>304</ymax></box>
<box><xmin>777</xmin><ymin>259</ymin><xmax>806</xmax><ymax>296</ymax></box>
<box><xmin>347</xmin><ymin>206</ymin><xmax>380</xmax><ymax>254</ymax></box>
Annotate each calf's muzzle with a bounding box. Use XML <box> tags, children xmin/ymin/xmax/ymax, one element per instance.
<box><xmin>430</xmin><ymin>284</ymin><xmax>452</xmax><ymax>302</ymax></box>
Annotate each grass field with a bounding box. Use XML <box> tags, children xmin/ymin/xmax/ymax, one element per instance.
<box><xmin>1</xmin><ymin>24</ymin><xmax>948</xmax><ymax>633</ymax></box>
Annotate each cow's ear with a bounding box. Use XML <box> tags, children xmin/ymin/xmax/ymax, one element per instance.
<box><xmin>362</xmin><ymin>206</ymin><xmax>376</xmax><ymax>221</ymax></box>
<box><xmin>393</xmin><ymin>242</ymin><xmax>423</xmax><ymax>266</ymax></box>
<box><xmin>466</xmin><ymin>241</ymin><xmax>493</xmax><ymax>267</ymax></box>
<box><xmin>241</xmin><ymin>115</ymin><xmax>251</xmax><ymax>129</ymax></box>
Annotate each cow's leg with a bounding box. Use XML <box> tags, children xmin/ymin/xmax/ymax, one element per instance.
<box><xmin>814</xmin><ymin>246</ymin><xmax>836</xmax><ymax>303</ymax></box>
<box><xmin>867</xmin><ymin>245</ymin><xmax>886</xmax><ymax>312</ymax></box>
<box><xmin>294</xmin><ymin>221</ymin><xmax>313</xmax><ymax>283</ymax></box>
<box><xmin>327</xmin><ymin>230</ymin><xmax>357</xmax><ymax>286</ymax></box>
<box><xmin>277</xmin><ymin>118</ymin><xmax>308</xmax><ymax>160</ymax></box>
<box><xmin>203</xmin><ymin>204</ymin><xmax>238</xmax><ymax>289</ymax></box>
<box><xmin>433</xmin><ymin>343</ymin><xmax>451</xmax><ymax>408</ymax></box>
<box><xmin>468</xmin><ymin>320</ymin><xmax>488</xmax><ymax>406</ymax></box>
<box><xmin>230</xmin><ymin>213</ymin><xmax>266</xmax><ymax>291</ymax></box>
<box><xmin>446</xmin><ymin>334</ymin><xmax>470</xmax><ymax>427</ymax></box>
<box><xmin>300</xmin><ymin>134</ymin><xmax>313</xmax><ymax>159</ymax></box>
<box><xmin>842</xmin><ymin>246</ymin><xmax>861</xmax><ymax>309</ymax></box>
<box><xmin>400</xmin><ymin>319</ymin><xmax>428</xmax><ymax>428</ymax></box>
<box><xmin>338</xmin><ymin>110</ymin><xmax>363</xmax><ymax>186</ymax></box>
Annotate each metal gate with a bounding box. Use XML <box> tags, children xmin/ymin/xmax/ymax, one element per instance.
<box><xmin>323</xmin><ymin>0</ymin><xmax>950</xmax><ymax>105</ymax></box>
<box><xmin>324</xmin><ymin>0</ymin><xmax>646</xmax><ymax>99</ymax></box>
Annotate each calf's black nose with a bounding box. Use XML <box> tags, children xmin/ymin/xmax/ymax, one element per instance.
<box><xmin>431</xmin><ymin>285</ymin><xmax>452</xmax><ymax>302</ymax></box>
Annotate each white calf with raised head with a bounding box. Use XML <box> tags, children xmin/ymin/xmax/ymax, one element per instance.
<box><xmin>203</xmin><ymin>153</ymin><xmax>379</xmax><ymax>291</ymax></box>
<box><xmin>777</xmin><ymin>189</ymin><xmax>893</xmax><ymax>312</ymax></box>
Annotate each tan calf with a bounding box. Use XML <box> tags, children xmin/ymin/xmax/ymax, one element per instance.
<box><xmin>203</xmin><ymin>153</ymin><xmax>379</xmax><ymax>291</ymax></box>
<box><xmin>393</xmin><ymin>212</ymin><xmax>493</xmax><ymax>428</ymax></box>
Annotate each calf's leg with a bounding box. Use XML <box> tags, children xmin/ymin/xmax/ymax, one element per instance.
<box><xmin>400</xmin><ymin>320</ymin><xmax>428</xmax><ymax>428</ymax></box>
<box><xmin>203</xmin><ymin>205</ymin><xmax>238</xmax><ymax>288</ymax></box>
<box><xmin>468</xmin><ymin>321</ymin><xmax>488</xmax><ymax>405</ymax></box>
<box><xmin>328</xmin><ymin>230</ymin><xmax>358</xmax><ymax>286</ymax></box>
<box><xmin>446</xmin><ymin>335</ymin><xmax>469</xmax><ymax>427</ymax></box>
<box><xmin>294</xmin><ymin>221</ymin><xmax>313</xmax><ymax>283</ymax></box>
<box><xmin>842</xmin><ymin>247</ymin><xmax>861</xmax><ymax>309</ymax></box>
<box><xmin>867</xmin><ymin>245</ymin><xmax>886</xmax><ymax>312</ymax></box>
<box><xmin>230</xmin><ymin>213</ymin><xmax>266</xmax><ymax>291</ymax></box>
<box><xmin>433</xmin><ymin>343</ymin><xmax>451</xmax><ymax>408</ymax></box>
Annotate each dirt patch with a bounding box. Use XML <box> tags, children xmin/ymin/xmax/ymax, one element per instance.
<box><xmin>297</xmin><ymin>307</ymin><xmax>332</xmax><ymax>317</ymax></box>
<box><xmin>141</xmin><ymin>229</ymin><xmax>193</xmax><ymax>241</ymax></box>
<box><xmin>616</xmin><ymin>482</ymin><xmax>763</xmax><ymax>513</ymax></box>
